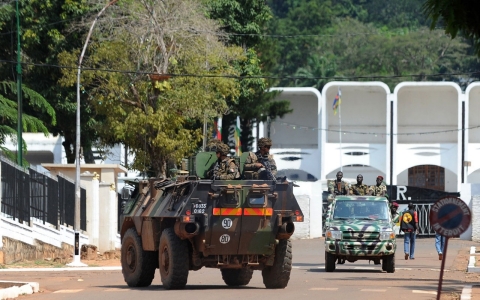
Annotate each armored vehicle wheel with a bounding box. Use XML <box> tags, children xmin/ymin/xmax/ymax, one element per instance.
<box><xmin>159</xmin><ymin>227</ymin><xmax>189</xmax><ymax>289</ymax></box>
<box><xmin>262</xmin><ymin>239</ymin><xmax>292</xmax><ymax>289</ymax></box>
<box><xmin>121</xmin><ymin>228</ymin><xmax>157</xmax><ymax>287</ymax></box>
<box><xmin>382</xmin><ymin>254</ymin><xmax>395</xmax><ymax>273</ymax></box>
<box><xmin>325</xmin><ymin>252</ymin><xmax>336</xmax><ymax>272</ymax></box>
<box><xmin>221</xmin><ymin>268</ymin><xmax>254</xmax><ymax>286</ymax></box>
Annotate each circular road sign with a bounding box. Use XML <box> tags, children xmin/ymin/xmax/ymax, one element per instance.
<box><xmin>429</xmin><ymin>197</ymin><xmax>471</xmax><ymax>237</ymax></box>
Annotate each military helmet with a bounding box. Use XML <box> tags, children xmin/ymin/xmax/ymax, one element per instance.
<box><xmin>205</xmin><ymin>139</ymin><xmax>223</xmax><ymax>152</ymax></box>
<box><xmin>216</xmin><ymin>143</ymin><xmax>230</xmax><ymax>156</ymax></box>
<box><xmin>258</xmin><ymin>137</ymin><xmax>272</xmax><ymax>148</ymax></box>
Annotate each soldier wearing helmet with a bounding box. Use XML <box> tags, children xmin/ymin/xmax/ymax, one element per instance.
<box><xmin>243</xmin><ymin>137</ymin><xmax>277</xmax><ymax>180</ymax></box>
<box><xmin>206</xmin><ymin>142</ymin><xmax>240</xmax><ymax>180</ymax></box>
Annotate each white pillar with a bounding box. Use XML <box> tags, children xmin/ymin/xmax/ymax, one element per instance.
<box><xmin>109</xmin><ymin>183</ymin><xmax>117</xmax><ymax>250</ymax></box>
<box><xmin>91</xmin><ymin>173</ymin><xmax>100</xmax><ymax>247</ymax></box>
<box><xmin>98</xmin><ymin>183</ymin><xmax>112</xmax><ymax>252</ymax></box>
<box><xmin>472</xmin><ymin>196</ymin><xmax>480</xmax><ymax>242</ymax></box>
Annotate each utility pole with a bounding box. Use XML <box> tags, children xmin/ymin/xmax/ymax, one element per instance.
<box><xmin>68</xmin><ymin>0</ymin><xmax>120</xmax><ymax>267</ymax></box>
<box><xmin>16</xmin><ymin>0</ymin><xmax>23</xmax><ymax>166</ymax></box>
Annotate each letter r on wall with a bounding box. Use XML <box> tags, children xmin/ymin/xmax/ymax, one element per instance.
<box><xmin>397</xmin><ymin>186</ymin><xmax>407</xmax><ymax>200</ymax></box>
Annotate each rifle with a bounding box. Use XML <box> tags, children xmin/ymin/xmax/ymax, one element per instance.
<box><xmin>352</xmin><ymin>186</ymin><xmax>360</xmax><ymax>195</ymax></box>
<box><xmin>212</xmin><ymin>162</ymin><xmax>220</xmax><ymax>180</ymax></box>
<box><xmin>259</xmin><ymin>156</ymin><xmax>276</xmax><ymax>181</ymax></box>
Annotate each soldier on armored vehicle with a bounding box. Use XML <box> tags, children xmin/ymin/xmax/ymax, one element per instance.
<box><xmin>244</xmin><ymin>137</ymin><xmax>277</xmax><ymax>180</ymax></box>
<box><xmin>119</xmin><ymin>142</ymin><xmax>304</xmax><ymax>290</ymax></box>
<box><xmin>206</xmin><ymin>142</ymin><xmax>240</xmax><ymax>180</ymax></box>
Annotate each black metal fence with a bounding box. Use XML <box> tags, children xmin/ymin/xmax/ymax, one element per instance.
<box><xmin>1</xmin><ymin>157</ymin><xmax>86</xmax><ymax>231</ymax></box>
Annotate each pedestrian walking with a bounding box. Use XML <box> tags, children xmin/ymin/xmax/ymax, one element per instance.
<box><xmin>435</xmin><ymin>232</ymin><xmax>446</xmax><ymax>260</ymax></box>
<box><xmin>399</xmin><ymin>202</ymin><xmax>418</xmax><ymax>260</ymax></box>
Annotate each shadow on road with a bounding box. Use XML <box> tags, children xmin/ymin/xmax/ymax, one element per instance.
<box><xmin>96</xmin><ymin>284</ymin><xmax>263</xmax><ymax>291</ymax></box>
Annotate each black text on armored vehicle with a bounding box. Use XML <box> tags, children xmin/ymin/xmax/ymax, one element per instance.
<box><xmin>119</xmin><ymin>151</ymin><xmax>304</xmax><ymax>289</ymax></box>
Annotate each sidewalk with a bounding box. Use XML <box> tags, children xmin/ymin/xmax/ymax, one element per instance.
<box><xmin>0</xmin><ymin>258</ymin><xmax>120</xmax><ymax>300</ymax></box>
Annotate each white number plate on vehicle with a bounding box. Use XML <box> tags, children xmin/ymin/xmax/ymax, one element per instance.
<box><xmin>191</xmin><ymin>203</ymin><xmax>207</xmax><ymax>214</ymax></box>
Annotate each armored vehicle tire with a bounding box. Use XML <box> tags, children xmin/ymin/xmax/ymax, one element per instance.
<box><xmin>121</xmin><ymin>228</ymin><xmax>157</xmax><ymax>287</ymax></box>
<box><xmin>325</xmin><ymin>252</ymin><xmax>336</xmax><ymax>272</ymax></box>
<box><xmin>382</xmin><ymin>254</ymin><xmax>395</xmax><ymax>273</ymax></box>
<box><xmin>159</xmin><ymin>227</ymin><xmax>189</xmax><ymax>289</ymax></box>
<box><xmin>262</xmin><ymin>239</ymin><xmax>292</xmax><ymax>289</ymax></box>
<box><xmin>221</xmin><ymin>268</ymin><xmax>254</xmax><ymax>286</ymax></box>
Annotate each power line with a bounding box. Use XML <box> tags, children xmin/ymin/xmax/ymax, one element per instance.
<box><xmin>274</xmin><ymin>121</ymin><xmax>480</xmax><ymax>136</ymax></box>
<box><xmin>0</xmin><ymin>58</ymin><xmax>478</xmax><ymax>81</ymax></box>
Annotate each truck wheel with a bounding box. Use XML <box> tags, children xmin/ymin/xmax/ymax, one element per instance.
<box><xmin>325</xmin><ymin>252</ymin><xmax>336</xmax><ymax>272</ymax></box>
<box><xmin>121</xmin><ymin>228</ymin><xmax>157</xmax><ymax>287</ymax></box>
<box><xmin>382</xmin><ymin>254</ymin><xmax>395</xmax><ymax>273</ymax></box>
<box><xmin>262</xmin><ymin>239</ymin><xmax>292</xmax><ymax>289</ymax></box>
<box><xmin>221</xmin><ymin>268</ymin><xmax>254</xmax><ymax>286</ymax></box>
<box><xmin>159</xmin><ymin>227</ymin><xmax>189</xmax><ymax>289</ymax></box>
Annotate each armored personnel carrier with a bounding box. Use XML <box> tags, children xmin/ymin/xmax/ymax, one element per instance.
<box><xmin>119</xmin><ymin>151</ymin><xmax>304</xmax><ymax>289</ymax></box>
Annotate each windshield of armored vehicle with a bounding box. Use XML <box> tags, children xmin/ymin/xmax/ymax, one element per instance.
<box><xmin>332</xmin><ymin>200</ymin><xmax>390</xmax><ymax>221</ymax></box>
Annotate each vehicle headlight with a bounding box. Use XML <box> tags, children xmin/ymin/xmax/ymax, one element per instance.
<box><xmin>379</xmin><ymin>230</ymin><xmax>395</xmax><ymax>241</ymax></box>
<box><xmin>326</xmin><ymin>230</ymin><xmax>342</xmax><ymax>240</ymax></box>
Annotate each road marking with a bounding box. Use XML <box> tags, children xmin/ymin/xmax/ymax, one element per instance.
<box><xmin>396</xmin><ymin>268</ymin><xmax>412</xmax><ymax>270</ymax></box>
<box><xmin>360</xmin><ymin>289</ymin><xmax>386</xmax><ymax>292</ymax></box>
<box><xmin>412</xmin><ymin>290</ymin><xmax>437</xmax><ymax>295</ymax></box>
<box><xmin>104</xmin><ymin>288</ymin><xmax>124</xmax><ymax>292</ymax></box>
<box><xmin>309</xmin><ymin>288</ymin><xmax>338</xmax><ymax>291</ymax></box>
<box><xmin>430</xmin><ymin>269</ymin><xmax>450</xmax><ymax>272</ymax></box>
<box><xmin>293</xmin><ymin>266</ymin><xmax>300</xmax><ymax>269</ymax></box>
<box><xmin>53</xmin><ymin>289</ymin><xmax>83</xmax><ymax>293</ymax></box>
<box><xmin>461</xmin><ymin>285</ymin><xmax>472</xmax><ymax>300</ymax></box>
<box><xmin>354</xmin><ymin>267</ymin><xmax>375</xmax><ymax>270</ymax></box>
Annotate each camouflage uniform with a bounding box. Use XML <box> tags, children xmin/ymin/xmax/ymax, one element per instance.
<box><xmin>350</xmin><ymin>183</ymin><xmax>369</xmax><ymax>195</ymax></box>
<box><xmin>328</xmin><ymin>180</ymin><xmax>350</xmax><ymax>196</ymax></box>
<box><xmin>244</xmin><ymin>151</ymin><xmax>277</xmax><ymax>179</ymax></box>
<box><xmin>206</xmin><ymin>157</ymin><xmax>239</xmax><ymax>180</ymax></box>
<box><xmin>369</xmin><ymin>183</ymin><xmax>387</xmax><ymax>196</ymax></box>
<box><xmin>244</xmin><ymin>138</ymin><xmax>277</xmax><ymax>180</ymax></box>
<box><xmin>206</xmin><ymin>143</ymin><xmax>240</xmax><ymax>180</ymax></box>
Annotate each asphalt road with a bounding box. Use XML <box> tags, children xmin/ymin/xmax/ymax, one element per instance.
<box><xmin>0</xmin><ymin>237</ymin><xmax>478</xmax><ymax>300</ymax></box>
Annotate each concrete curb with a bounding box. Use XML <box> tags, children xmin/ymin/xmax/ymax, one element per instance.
<box><xmin>0</xmin><ymin>281</ymin><xmax>39</xmax><ymax>300</ymax></box>
<box><xmin>0</xmin><ymin>266</ymin><xmax>121</xmax><ymax>272</ymax></box>
<box><xmin>467</xmin><ymin>246</ymin><xmax>480</xmax><ymax>273</ymax></box>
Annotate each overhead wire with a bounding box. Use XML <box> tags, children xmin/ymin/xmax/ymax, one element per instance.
<box><xmin>0</xmin><ymin>58</ymin><xmax>478</xmax><ymax>81</ymax></box>
<box><xmin>273</xmin><ymin>121</ymin><xmax>480</xmax><ymax>136</ymax></box>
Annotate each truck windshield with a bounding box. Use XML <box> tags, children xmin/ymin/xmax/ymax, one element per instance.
<box><xmin>333</xmin><ymin>200</ymin><xmax>390</xmax><ymax>221</ymax></box>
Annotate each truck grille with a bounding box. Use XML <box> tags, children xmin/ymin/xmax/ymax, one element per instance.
<box><xmin>342</xmin><ymin>231</ymin><xmax>379</xmax><ymax>241</ymax></box>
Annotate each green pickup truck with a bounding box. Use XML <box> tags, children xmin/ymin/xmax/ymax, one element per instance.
<box><xmin>323</xmin><ymin>196</ymin><xmax>396</xmax><ymax>273</ymax></box>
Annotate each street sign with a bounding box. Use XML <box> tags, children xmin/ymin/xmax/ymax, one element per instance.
<box><xmin>429</xmin><ymin>197</ymin><xmax>471</xmax><ymax>237</ymax></box>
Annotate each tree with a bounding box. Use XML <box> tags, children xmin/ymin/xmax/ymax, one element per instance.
<box><xmin>423</xmin><ymin>0</ymin><xmax>480</xmax><ymax>56</ymax></box>
<box><xmin>59</xmin><ymin>0</ymin><xmax>242</xmax><ymax>176</ymax></box>
<box><xmin>206</xmin><ymin>0</ymin><xmax>292</xmax><ymax>152</ymax></box>
<box><xmin>0</xmin><ymin>81</ymin><xmax>56</xmax><ymax>163</ymax></box>
<box><xmin>0</xmin><ymin>0</ymin><xmax>100</xmax><ymax>163</ymax></box>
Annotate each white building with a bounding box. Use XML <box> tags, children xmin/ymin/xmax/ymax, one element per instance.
<box><xmin>269</xmin><ymin>81</ymin><xmax>480</xmax><ymax>193</ymax></box>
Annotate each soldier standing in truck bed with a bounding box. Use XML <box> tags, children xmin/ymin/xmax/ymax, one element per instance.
<box><xmin>350</xmin><ymin>174</ymin><xmax>369</xmax><ymax>195</ymax></box>
<box><xmin>328</xmin><ymin>171</ymin><xmax>350</xmax><ymax>196</ymax></box>
<box><xmin>244</xmin><ymin>137</ymin><xmax>277</xmax><ymax>180</ymax></box>
<box><xmin>369</xmin><ymin>176</ymin><xmax>387</xmax><ymax>196</ymax></box>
